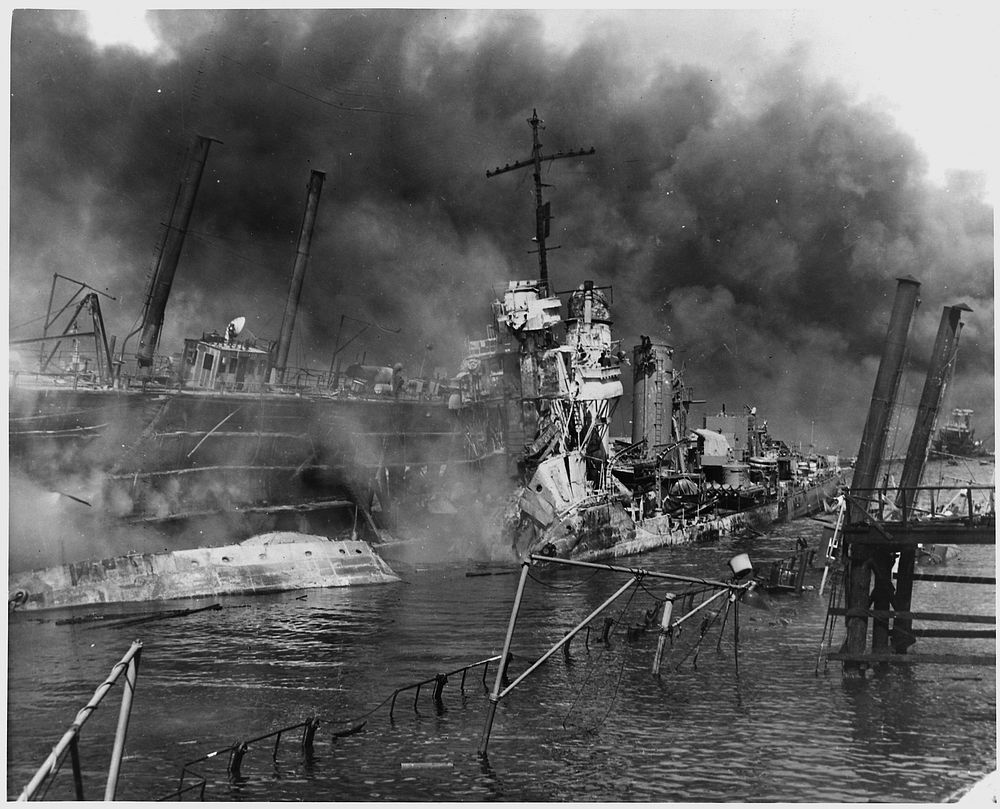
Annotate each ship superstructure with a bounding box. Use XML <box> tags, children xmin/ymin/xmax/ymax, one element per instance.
<box><xmin>453</xmin><ymin>110</ymin><xmax>844</xmax><ymax>561</ymax></box>
<box><xmin>931</xmin><ymin>408</ymin><xmax>990</xmax><ymax>459</ymax></box>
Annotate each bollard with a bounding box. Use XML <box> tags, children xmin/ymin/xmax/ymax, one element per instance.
<box><xmin>228</xmin><ymin>742</ymin><xmax>249</xmax><ymax>778</ymax></box>
<box><xmin>301</xmin><ymin>718</ymin><xmax>319</xmax><ymax>752</ymax></box>
<box><xmin>432</xmin><ymin>673</ymin><xmax>448</xmax><ymax>701</ymax></box>
<box><xmin>433</xmin><ymin>673</ymin><xmax>448</xmax><ymax>713</ymax></box>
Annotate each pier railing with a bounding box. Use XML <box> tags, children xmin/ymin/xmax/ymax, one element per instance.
<box><xmin>16</xmin><ymin>641</ymin><xmax>142</xmax><ymax>801</ymax></box>
<box><xmin>819</xmin><ymin>483</ymin><xmax>995</xmax><ymax>672</ymax></box>
<box><xmin>848</xmin><ymin>483</ymin><xmax>995</xmax><ymax>526</ymax></box>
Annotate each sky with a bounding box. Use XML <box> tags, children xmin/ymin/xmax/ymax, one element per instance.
<box><xmin>7</xmin><ymin>6</ymin><xmax>996</xmax><ymax>454</ymax></box>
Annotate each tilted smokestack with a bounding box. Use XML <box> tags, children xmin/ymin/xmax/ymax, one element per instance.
<box><xmin>136</xmin><ymin>134</ymin><xmax>217</xmax><ymax>367</ymax></box>
<box><xmin>272</xmin><ymin>169</ymin><xmax>326</xmax><ymax>384</ymax></box>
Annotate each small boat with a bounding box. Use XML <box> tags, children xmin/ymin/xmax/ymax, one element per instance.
<box><xmin>8</xmin><ymin>531</ymin><xmax>399</xmax><ymax>612</ymax></box>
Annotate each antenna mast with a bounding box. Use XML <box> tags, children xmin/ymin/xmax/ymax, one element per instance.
<box><xmin>486</xmin><ymin>110</ymin><xmax>595</xmax><ymax>293</ymax></box>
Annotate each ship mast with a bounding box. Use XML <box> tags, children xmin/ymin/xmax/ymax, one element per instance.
<box><xmin>136</xmin><ymin>134</ymin><xmax>218</xmax><ymax>368</ymax></box>
<box><xmin>486</xmin><ymin>110</ymin><xmax>594</xmax><ymax>294</ymax></box>
<box><xmin>271</xmin><ymin>169</ymin><xmax>326</xmax><ymax>385</ymax></box>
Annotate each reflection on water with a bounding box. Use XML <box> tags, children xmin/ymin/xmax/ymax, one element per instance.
<box><xmin>7</xmin><ymin>470</ymin><xmax>996</xmax><ymax>801</ymax></box>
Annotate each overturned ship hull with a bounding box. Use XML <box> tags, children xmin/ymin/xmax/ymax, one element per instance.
<box><xmin>9</xmin><ymin>532</ymin><xmax>399</xmax><ymax>612</ymax></box>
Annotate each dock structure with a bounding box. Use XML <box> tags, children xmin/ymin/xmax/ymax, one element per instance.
<box><xmin>825</xmin><ymin>485</ymin><xmax>995</xmax><ymax>670</ymax></box>
<box><xmin>822</xmin><ymin>281</ymin><xmax>995</xmax><ymax>674</ymax></box>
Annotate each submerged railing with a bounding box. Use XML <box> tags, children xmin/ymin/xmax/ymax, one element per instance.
<box><xmin>17</xmin><ymin>641</ymin><xmax>142</xmax><ymax>801</ymax></box>
<box><xmin>477</xmin><ymin>554</ymin><xmax>758</xmax><ymax>757</ymax></box>
<box><xmin>163</xmin><ymin>654</ymin><xmax>501</xmax><ymax>800</ymax></box>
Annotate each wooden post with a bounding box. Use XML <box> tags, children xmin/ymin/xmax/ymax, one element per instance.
<box><xmin>869</xmin><ymin>550</ymin><xmax>895</xmax><ymax>666</ymax></box>
<box><xmin>843</xmin><ymin>277</ymin><xmax>921</xmax><ymax>675</ymax></box>
<box><xmin>893</xmin><ymin>304</ymin><xmax>969</xmax><ymax>653</ymax></box>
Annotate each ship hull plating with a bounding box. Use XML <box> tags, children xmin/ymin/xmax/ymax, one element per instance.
<box><xmin>8</xmin><ymin>383</ymin><xmax>480</xmax><ymax>573</ymax></box>
<box><xmin>523</xmin><ymin>474</ymin><xmax>844</xmax><ymax>562</ymax></box>
<box><xmin>8</xmin><ymin>533</ymin><xmax>399</xmax><ymax>611</ymax></box>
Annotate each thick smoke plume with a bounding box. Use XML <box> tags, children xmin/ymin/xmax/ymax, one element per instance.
<box><xmin>10</xmin><ymin>9</ymin><xmax>994</xmax><ymax>457</ymax></box>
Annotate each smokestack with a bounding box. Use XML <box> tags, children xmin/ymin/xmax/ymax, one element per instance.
<box><xmin>632</xmin><ymin>338</ymin><xmax>674</xmax><ymax>460</ymax></box>
<box><xmin>272</xmin><ymin>169</ymin><xmax>326</xmax><ymax>384</ymax></box>
<box><xmin>136</xmin><ymin>134</ymin><xmax>217</xmax><ymax>368</ymax></box>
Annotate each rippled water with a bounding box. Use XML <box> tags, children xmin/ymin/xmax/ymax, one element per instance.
<box><xmin>7</xmin><ymin>468</ymin><xmax>996</xmax><ymax>801</ymax></box>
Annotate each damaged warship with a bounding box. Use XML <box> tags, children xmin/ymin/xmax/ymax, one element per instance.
<box><xmin>8</xmin><ymin>139</ymin><xmax>478</xmax><ymax>610</ymax></box>
<box><xmin>449</xmin><ymin>109</ymin><xmax>845</xmax><ymax>562</ymax></box>
<box><xmin>8</xmin><ymin>115</ymin><xmax>843</xmax><ymax>608</ymax></box>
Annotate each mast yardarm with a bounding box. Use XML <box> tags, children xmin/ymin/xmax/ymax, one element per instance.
<box><xmin>486</xmin><ymin>109</ymin><xmax>595</xmax><ymax>294</ymax></box>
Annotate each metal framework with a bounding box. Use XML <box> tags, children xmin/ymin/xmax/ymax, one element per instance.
<box><xmin>17</xmin><ymin>641</ymin><xmax>142</xmax><ymax>801</ymax></box>
<box><xmin>477</xmin><ymin>554</ymin><xmax>755</xmax><ymax>757</ymax></box>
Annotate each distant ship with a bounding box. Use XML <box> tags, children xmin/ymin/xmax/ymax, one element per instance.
<box><xmin>930</xmin><ymin>408</ymin><xmax>992</xmax><ymax>459</ymax></box>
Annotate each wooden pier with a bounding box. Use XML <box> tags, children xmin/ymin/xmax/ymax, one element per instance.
<box><xmin>824</xmin><ymin>485</ymin><xmax>995</xmax><ymax>671</ymax></box>
<box><xmin>818</xmin><ymin>283</ymin><xmax>994</xmax><ymax>674</ymax></box>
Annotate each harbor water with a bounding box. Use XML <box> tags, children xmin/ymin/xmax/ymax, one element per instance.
<box><xmin>7</xmin><ymin>464</ymin><xmax>995</xmax><ymax>801</ymax></box>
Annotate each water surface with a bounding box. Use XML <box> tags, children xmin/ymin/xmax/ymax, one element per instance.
<box><xmin>7</xmin><ymin>467</ymin><xmax>995</xmax><ymax>801</ymax></box>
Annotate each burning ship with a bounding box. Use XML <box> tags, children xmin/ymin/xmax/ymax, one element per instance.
<box><xmin>449</xmin><ymin>110</ymin><xmax>845</xmax><ymax>562</ymax></box>
<box><xmin>8</xmin><ymin>138</ymin><xmax>483</xmax><ymax>610</ymax></box>
<box><xmin>8</xmin><ymin>114</ymin><xmax>843</xmax><ymax>609</ymax></box>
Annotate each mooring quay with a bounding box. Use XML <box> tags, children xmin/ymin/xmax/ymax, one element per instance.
<box><xmin>817</xmin><ymin>277</ymin><xmax>994</xmax><ymax>674</ymax></box>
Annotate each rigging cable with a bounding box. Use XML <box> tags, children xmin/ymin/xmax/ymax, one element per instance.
<box><xmin>561</xmin><ymin>577</ymin><xmax>642</xmax><ymax>734</ymax></box>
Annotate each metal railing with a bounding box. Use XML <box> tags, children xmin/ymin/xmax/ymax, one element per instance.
<box><xmin>162</xmin><ymin>653</ymin><xmax>501</xmax><ymax>800</ymax></box>
<box><xmin>17</xmin><ymin>641</ymin><xmax>143</xmax><ymax>801</ymax></box>
<box><xmin>849</xmin><ymin>484</ymin><xmax>995</xmax><ymax>525</ymax></box>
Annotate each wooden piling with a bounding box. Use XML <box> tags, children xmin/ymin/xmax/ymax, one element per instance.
<box><xmin>843</xmin><ymin>277</ymin><xmax>921</xmax><ymax>674</ymax></box>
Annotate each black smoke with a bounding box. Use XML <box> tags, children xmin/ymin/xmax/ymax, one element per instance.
<box><xmin>10</xmin><ymin>9</ymin><xmax>994</xmax><ymax>454</ymax></box>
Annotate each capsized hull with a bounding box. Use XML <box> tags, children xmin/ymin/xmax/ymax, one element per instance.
<box><xmin>8</xmin><ymin>532</ymin><xmax>399</xmax><ymax>611</ymax></box>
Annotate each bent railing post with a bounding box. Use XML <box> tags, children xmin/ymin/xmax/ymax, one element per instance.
<box><xmin>104</xmin><ymin>642</ymin><xmax>142</xmax><ymax>800</ymax></box>
<box><xmin>18</xmin><ymin>640</ymin><xmax>143</xmax><ymax>802</ymax></box>
<box><xmin>478</xmin><ymin>560</ymin><xmax>531</xmax><ymax>758</ymax></box>
<box><xmin>478</xmin><ymin>563</ymin><xmax>639</xmax><ymax>758</ymax></box>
